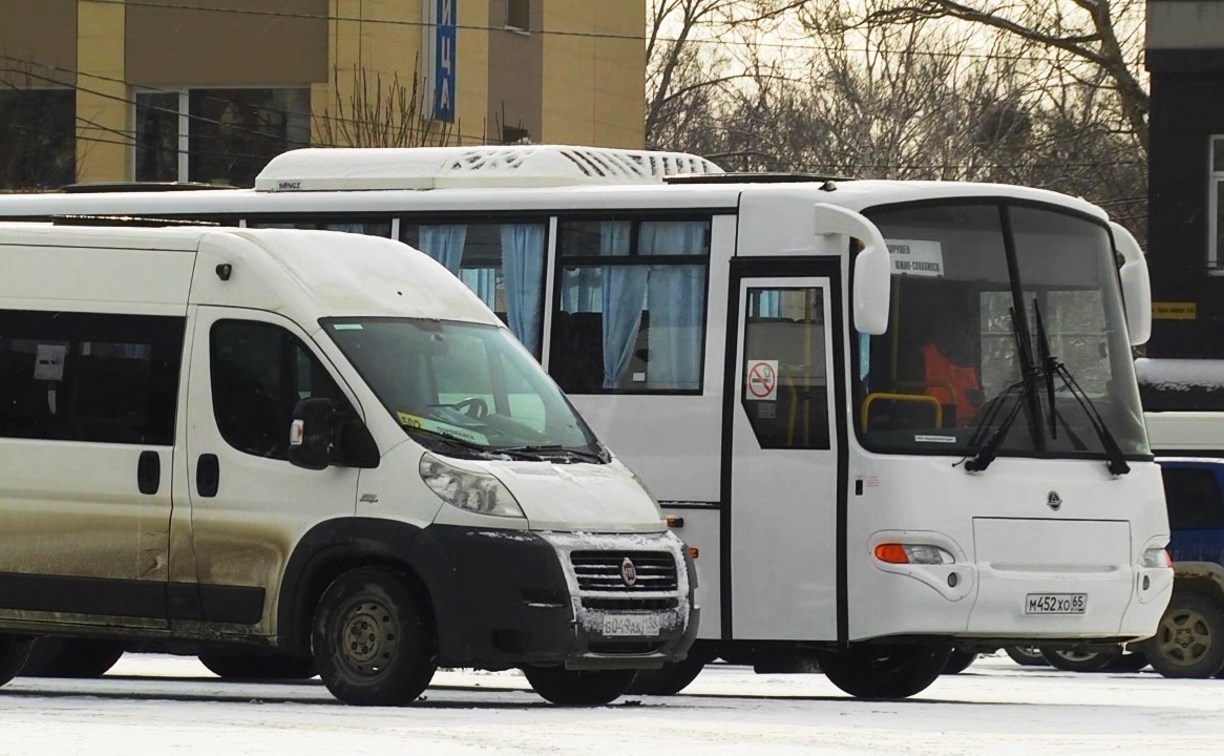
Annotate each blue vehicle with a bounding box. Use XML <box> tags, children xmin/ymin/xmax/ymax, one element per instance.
<box><xmin>1143</xmin><ymin>458</ymin><xmax>1224</xmax><ymax>678</ymax></box>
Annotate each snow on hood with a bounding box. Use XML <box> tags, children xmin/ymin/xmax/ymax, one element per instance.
<box><xmin>485</xmin><ymin>458</ymin><xmax>665</xmax><ymax>533</ymax></box>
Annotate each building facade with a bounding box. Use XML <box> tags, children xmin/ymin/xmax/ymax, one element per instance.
<box><xmin>1146</xmin><ymin>0</ymin><xmax>1224</xmax><ymax>357</ymax></box>
<box><xmin>0</xmin><ymin>0</ymin><xmax>646</xmax><ymax>189</ymax></box>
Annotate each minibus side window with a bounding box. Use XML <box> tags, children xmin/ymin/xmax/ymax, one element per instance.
<box><xmin>210</xmin><ymin>320</ymin><xmax>351</xmax><ymax>460</ymax></box>
<box><xmin>0</xmin><ymin>309</ymin><xmax>183</xmax><ymax>445</ymax></box>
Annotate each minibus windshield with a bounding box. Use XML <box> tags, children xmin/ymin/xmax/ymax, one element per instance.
<box><xmin>323</xmin><ymin>318</ymin><xmax>607</xmax><ymax>462</ymax></box>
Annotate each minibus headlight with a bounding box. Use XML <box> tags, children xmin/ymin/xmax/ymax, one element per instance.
<box><xmin>419</xmin><ymin>453</ymin><xmax>525</xmax><ymax>519</ymax></box>
<box><xmin>1141</xmin><ymin>547</ymin><xmax>1172</xmax><ymax>569</ymax></box>
<box><xmin>874</xmin><ymin>543</ymin><xmax>955</xmax><ymax>565</ymax></box>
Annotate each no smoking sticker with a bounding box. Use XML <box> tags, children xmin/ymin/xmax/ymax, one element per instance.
<box><xmin>745</xmin><ymin>359</ymin><xmax>778</xmax><ymax>401</ymax></box>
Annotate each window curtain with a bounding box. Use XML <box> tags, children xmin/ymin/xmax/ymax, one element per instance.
<box><xmin>500</xmin><ymin>224</ymin><xmax>545</xmax><ymax>356</ymax></box>
<box><xmin>418</xmin><ymin>225</ymin><xmax>467</xmax><ymax>274</ymax></box>
<box><xmin>641</xmin><ymin>222</ymin><xmax>706</xmax><ymax>389</ymax></box>
<box><xmin>460</xmin><ymin>268</ymin><xmax>497</xmax><ymax>308</ymax></box>
<box><xmin>600</xmin><ymin>221</ymin><xmax>645</xmax><ymax>389</ymax></box>
<box><xmin>757</xmin><ymin>291</ymin><xmax>782</xmax><ymax>318</ymax></box>
<box><xmin>562</xmin><ymin>267</ymin><xmax>602</xmax><ymax>313</ymax></box>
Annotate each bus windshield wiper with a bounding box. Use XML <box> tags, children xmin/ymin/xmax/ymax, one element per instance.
<box><xmin>1032</xmin><ymin>301</ymin><xmax>1130</xmax><ymax>476</ymax></box>
<box><xmin>961</xmin><ymin>306</ymin><xmax>1034</xmax><ymax>473</ymax></box>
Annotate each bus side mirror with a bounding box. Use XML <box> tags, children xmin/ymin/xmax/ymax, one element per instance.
<box><xmin>1111</xmin><ymin>222</ymin><xmax>1151</xmax><ymax>346</ymax></box>
<box><xmin>814</xmin><ymin>203</ymin><xmax>890</xmax><ymax>335</ymax></box>
<box><xmin>289</xmin><ymin>397</ymin><xmax>335</xmax><ymax>470</ymax></box>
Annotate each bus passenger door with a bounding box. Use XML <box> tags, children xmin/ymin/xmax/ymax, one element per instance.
<box><xmin>725</xmin><ymin>261</ymin><xmax>843</xmax><ymax>641</ymax></box>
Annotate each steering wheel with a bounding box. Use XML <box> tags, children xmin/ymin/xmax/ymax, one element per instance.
<box><xmin>451</xmin><ymin>396</ymin><xmax>488</xmax><ymax>419</ymax></box>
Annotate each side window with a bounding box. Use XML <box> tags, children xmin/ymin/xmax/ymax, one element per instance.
<box><xmin>210</xmin><ymin>320</ymin><xmax>349</xmax><ymax>459</ymax></box>
<box><xmin>550</xmin><ymin>217</ymin><xmax>710</xmax><ymax>394</ymax></box>
<box><xmin>401</xmin><ymin>220</ymin><xmax>548</xmax><ymax>358</ymax></box>
<box><xmin>1162</xmin><ymin>466</ymin><xmax>1224</xmax><ymax>530</ymax></box>
<box><xmin>740</xmin><ymin>287</ymin><xmax>829</xmax><ymax>450</ymax></box>
<box><xmin>0</xmin><ymin>310</ymin><xmax>184</xmax><ymax>444</ymax></box>
<box><xmin>246</xmin><ymin>218</ymin><xmax>392</xmax><ymax>237</ymax></box>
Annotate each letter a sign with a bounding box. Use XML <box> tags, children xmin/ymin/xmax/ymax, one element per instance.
<box><xmin>434</xmin><ymin>0</ymin><xmax>456</xmax><ymax>123</ymax></box>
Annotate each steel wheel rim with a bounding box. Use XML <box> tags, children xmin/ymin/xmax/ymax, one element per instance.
<box><xmin>1157</xmin><ymin>608</ymin><xmax>1213</xmax><ymax>667</ymax></box>
<box><xmin>339</xmin><ymin>600</ymin><xmax>398</xmax><ymax>677</ymax></box>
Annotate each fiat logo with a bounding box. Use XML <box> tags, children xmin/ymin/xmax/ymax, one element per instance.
<box><xmin>1047</xmin><ymin>491</ymin><xmax>1063</xmax><ymax>511</ymax></box>
<box><xmin>620</xmin><ymin>557</ymin><xmax>638</xmax><ymax>586</ymax></box>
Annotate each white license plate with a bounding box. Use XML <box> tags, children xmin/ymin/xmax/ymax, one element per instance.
<box><xmin>1024</xmin><ymin>593</ymin><xmax>1087</xmax><ymax>615</ymax></box>
<box><xmin>602</xmin><ymin>614</ymin><xmax>661</xmax><ymax>637</ymax></box>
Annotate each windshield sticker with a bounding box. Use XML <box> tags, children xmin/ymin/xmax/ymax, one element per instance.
<box><xmin>397</xmin><ymin>411</ymin><xmax>489</xmax><ymax>445</ymax></box>
<box><xmin>332</xmin><ymin>323</ymin><xmax>364</xmax><ymax>331</ymax></box>
<box><xmin>887</xmin><ymin>239</ymin><xmax>944</xmax><ymax>278</ymax></box>
<box><xmin>914</xmin><ymin>434</ymin><xmax>958</xmax><ymax>444</ymax></box>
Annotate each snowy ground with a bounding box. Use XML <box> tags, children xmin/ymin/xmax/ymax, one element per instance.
<box><xmin>2</xmin><ymin>653</ymin><xmax>1223</xmax><ymax>754</ymax></box>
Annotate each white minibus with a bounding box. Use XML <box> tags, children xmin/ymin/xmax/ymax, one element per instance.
<box><xmin>0</xmin><ymin>145</ymin><xmax>1174</xmax><ymax>698</ymax></box>
<box><xmin>0</xmin><ymin>222</ymin><xmax>697</xmax><ymax>706</ymax></box>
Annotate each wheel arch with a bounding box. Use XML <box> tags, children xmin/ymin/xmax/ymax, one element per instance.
<box><xmin>1172</xmin><ymin>561</ymin><xmax>1224</xmax><ymax>606</ymax></box>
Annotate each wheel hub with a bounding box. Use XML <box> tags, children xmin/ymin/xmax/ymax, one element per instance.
<box><xmin>340</xmin><ymin>601</ymin><xmax>397</xmax><ymax>673</ymax></box>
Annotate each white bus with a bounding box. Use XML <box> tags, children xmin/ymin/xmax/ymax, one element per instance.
<box><xmin>1</xmin><ymin>146</ymin><xmax>1173</xmax><ymax>698</ymax></box>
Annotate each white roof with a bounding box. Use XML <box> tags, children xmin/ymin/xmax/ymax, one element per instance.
<box><xmin>253</xmin><ymin>145</ymin><xmax>724</xmax><ymax>192</ymax></box>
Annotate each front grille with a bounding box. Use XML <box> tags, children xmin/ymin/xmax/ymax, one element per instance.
<box><xmin>580</xmin><ymin>597</ymin><xmax>679</xmax><ymax>611</ymax></box>
<box><xmin>570</xmin><ymin>551</ymin><xmax>678</xmax><ymax>593</ymax></box>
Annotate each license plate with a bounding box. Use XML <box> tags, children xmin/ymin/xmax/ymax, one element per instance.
<box><xmin>1024</xmin><ymin>593</ymin><xmax>1087</xmax><ymax>615</ymax></box>
<box><xmin>602</xmin><ymin>614</ymin><xmax>661</xmax><ymax>637</ymax></box>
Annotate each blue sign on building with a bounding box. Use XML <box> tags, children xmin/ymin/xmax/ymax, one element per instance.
<box><xmin>434</xmin><ymin>0</ymin><xmax>456</xmax><ymax>123</ymax></box>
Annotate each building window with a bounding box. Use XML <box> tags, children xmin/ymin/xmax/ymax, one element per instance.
<box><xmin>550</xmin><ymin>217</ymin><xmax>711</xmax><ymax>394</ymax></box>
<box><xmin>0</xmin><ymin>88</ymin><xmax>75</xmax><ymax>189</ymax></box>
<box><xmin>401</xmin><ymin>220</ymin><xmax>548</xmax><ymax>358</ymax></box>
<box><xmin>0</xmin><ymin>310</ymin><xmax>184</xmax><ymax>444</ymax></box>
<box><xmin>1212</xmin><ymin>135</ymin><xmax>1224</xmax><ymax>271</ymax></box>
<box><xmin>506</xmin><ymin>0</ymin><xmax>530</xmax><ymax>30</ymax></box>
<box><xmin>135</xmin><ymin>88</ymin><xmax>310</xmax><ymax>186</ymax></box>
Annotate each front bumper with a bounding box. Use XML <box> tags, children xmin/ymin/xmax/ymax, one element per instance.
<box><xmin>414</xmin><ymin>525</ymin><xmax>698</xmax><ymax>670</ymax></box>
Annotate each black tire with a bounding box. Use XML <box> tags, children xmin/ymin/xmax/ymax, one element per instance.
<box><xmin>311</xmin><ymin>567</ymin><xmax>437</xmax><ymax>706</ymax></box>
<box><xmin>199</xmin><ymin>651</ymin><xmax>316</xmax><ymax>680</ymax></box>
<box><xmin>1104</xmin><ymin>651</ymin><xmax>1150</xmax><ymax>672</ymax></box>
<box><xmin>814</xmin><ymin>644</ymin><xmax>952</xmax><ymax>699</ymax></box>
<box><xmin>1141</xmin><ymin>592</ymin><xmax>1224</xmax><ymax>679</ymax></box>
<box><xmin>942</xmin><ymin>649</ymin><xmax>979</xmax><ymax>675</ymax></box>
<box><xmin>21</xmin><ymin>638</ymin><xmax>125</xmax><ymax>678</ymax></box>
<box><xmin>0</xmin><ymin>635</ymin><xmax>33</xmax><ymax>686</ymax></box>
<box><xmin>626</xmin><ymin>645</ymin><xmax>716</xmax><ymax>696</ymax></box>
<box><xmin>1003</xmin><ymin>645</ymin><xmax>1047</xmax><ymax>667</ymax></box>
<box><xmin>522</xmin><ymin>666</ymin><xmax>637</xmax><ymax>706</ymax></box>
<box><xmin>1040</xmin><ymin>645</ymin><xmax>1122</xmax><ymax>673</ymax></box>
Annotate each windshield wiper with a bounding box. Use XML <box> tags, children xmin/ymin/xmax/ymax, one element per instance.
<box><xmin>496</xmin><ymin>444</ymin><xmax>608</xmax><ymax>464</ymax></box>
<box><xmin>1032</xmin><ymin>300</ymin><xmax>1130</xmax><ymax>476</ymax></box>
<box><xmin>962</xmin><ymin>307</ymin><xmax>1035</xmax><ymax>473</ymax></box>
<box><xmin>404</xmin><ymin>425</ymin><xmax>501</xmax><ymax>458</ymax></box>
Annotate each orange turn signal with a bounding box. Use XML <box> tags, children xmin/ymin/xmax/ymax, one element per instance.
<box><xmin>688</xmin><ymin>546</ymin><xmax>700</xmax><ymax>559</ymax></box>
<box><xmin>667</xmin><ymin>515</ymin><xmax>685</xmax><ymax>528</ymax></box>
<box><xmin>874</xmin><ymin>543</ymin><xmax>909</xmax><ymax>564</ymax></box>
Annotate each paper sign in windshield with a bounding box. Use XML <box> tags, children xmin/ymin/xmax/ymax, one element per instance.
<box><xmin>397</xmin><ymin>411</ymin><xmax>488</xmax><ymax>445</ymax></box>
<box><xmin>887</xmin><ymin>239</ymin><xmax>944</xmax><ymax>278</ymax></box>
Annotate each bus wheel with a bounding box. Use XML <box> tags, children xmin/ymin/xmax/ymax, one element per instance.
<box><xmin>626</xmin><ymin>645</ymin><xmax>716</xmax><ymax>696</ymax></box>
<box><xmin>1003</xmin><ymin>645</ymin><xmax>1046</xmax><ymax>667</ymax></box>
<box><xmin>942</xmin><ymin>649</ymin><xmax>979</xmax><ymax>675</ymax></box>
<box><xmin>311</xmin><ymin>567</ymin><xmax>437</xmax><ymax>706</ymax></box>
<box><xmin>0</xmin><ymin>635</ymin><xmax>33</xmax><ymax>686</ymax></box>
<box><xmin>815</xmin><ymin>644</ymin><xmax>951</xmax><ymax>699</ymax></box>
<box><xmin>1141</xmin><ymin>592</ymin><xmax>1224</xmax><ymax>679</ymax></box>
<box><xmin>22</xmin><ymin>638</ymin><xmax>125</xmax><ymax>678</ymax></box>
<box><xmin>1040</xmin><ymin>645</ymin><xmax>1122</xmax><ymax>673</ymax></box>
<box><xmin>199</xmin><ymin>651</ymin><xmax>316</xmax><ymax>680</ymax></box>
<box><xmin>522</xmin><ymin>666</ymin><xmax>637</xmax><ymax>706</ymax></box>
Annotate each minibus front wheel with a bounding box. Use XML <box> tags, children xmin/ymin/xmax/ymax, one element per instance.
<box><xmin>311</xmin><ymin>567</ymin><xmax>438</xmax><ymax>706</ymax></box>
<box><xmin>522</xmin><ymin>665</ymin><xmax>637</xmax><ymax>706</ymax></box>
<box><xmin>0</xmin><ymin>635</ymin><xmax>33</xmax><ymax>687</ymax></box>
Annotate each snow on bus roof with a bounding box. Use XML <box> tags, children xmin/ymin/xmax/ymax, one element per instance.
<box><xmin>254</xmin><ymin>145</ymin><xmax>725</xmax><ymax>192</ymax></box>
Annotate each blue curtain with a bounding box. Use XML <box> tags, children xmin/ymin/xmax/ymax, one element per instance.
<box><xmin>757</xmin><ymin>290</ymin><xmax>782</xmax><ymax>318</ymax></box>
<box><xmin>599</xmin><ymin>221</ymin><xmax>645</xmax><ymax>388</ymax></box>
<box><xmin>640</xmin><ymin>222</ymin><xmax>706</xmax><ymax>389</ymax></box>
<box><xmin>418</xmin><ymin>225</ymin><xmax>468</xmax><ymax>274</ymax></box>
<box><xmin>460</xmin><ymin>268</ymin><xmax>497</xmax><ymax>308</ymax></box>
<box><xmin>500</xmin><ymin>224</ymin><xmax>545</xmax><ymax>357</ymax></box>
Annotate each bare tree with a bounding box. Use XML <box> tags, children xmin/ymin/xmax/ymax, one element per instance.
<box><xmin>312</xmin><ymin>63</ymin><xmax>460</xmax><ymax>148</ymax></box>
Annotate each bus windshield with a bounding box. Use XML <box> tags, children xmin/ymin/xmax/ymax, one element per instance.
<box><xmin>854</xmin><ymin>201</ymin><xmax>1149</xmax><ymax>460</ymax></box>
<box><xmin>323</xmin><ymin>318</ymin><xmax>606</xmax><ymax>462</ymax></box>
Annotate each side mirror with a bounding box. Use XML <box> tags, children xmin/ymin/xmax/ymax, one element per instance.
<box><xmin>1111</xmin><ymin>222</ymin><xmax>1151</xmax><ymax>346</ymax></box>
<box><xmin>813</xmin><ymin>203</ymin><xmax>890</xmax><ymax>335</ymax></box>
<box><xmin>288</xmin><ymin>397</ymin><xmax>335</xmax><ymax>471</ymax></box>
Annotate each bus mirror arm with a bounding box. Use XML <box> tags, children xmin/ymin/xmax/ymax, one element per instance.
<box><xmin>813</xmin><ymin>203</ymin><xmax>890</xmax><ymax>335</ymax></box>
<box><xmin>1110</xmin><ymin>222</ymin><xmax>1151</xmax><ymax>347</ymax></box>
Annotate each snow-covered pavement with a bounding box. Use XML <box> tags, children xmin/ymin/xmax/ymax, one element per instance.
<box><xmin>1</xmin><ymin>653</ymin><xmax>1222</xmax><ymax>754</ymax></box>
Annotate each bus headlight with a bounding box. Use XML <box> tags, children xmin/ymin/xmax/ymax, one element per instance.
<box><xmin>419</xmin><ymin>453</ymin><xmax>525</xmax><ymax>518</ymax></box>
<box><xmin>874</xmin><ymin>543</ymin><xmax>955</xmax><ymax>565</ymax></box>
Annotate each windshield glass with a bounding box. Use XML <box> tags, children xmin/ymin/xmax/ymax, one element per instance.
<box><xmin>853</xmin><ymin>201</ymin><xmax>1148</xmax><ymax>459</ymax></box>
<box><xmin>323</xmin><ymin>318</ymin><xmax>605</xmax><ymax>460</ymax></box>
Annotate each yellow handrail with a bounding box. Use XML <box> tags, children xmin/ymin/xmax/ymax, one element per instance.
<box><xmin>861</xmin><ymin>392</ymin><xmax>943</xmax><ymax>432</ymax></box>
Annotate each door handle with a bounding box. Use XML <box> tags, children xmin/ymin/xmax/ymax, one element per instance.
<box><xmin>137</xmin><ymin>450</ymin><xmax>161</xmax><ymax>495</ymax></box>
<box><xmin>196</xmin><ymin>454</ymin><xmax>220</xmax><ymax>498</ymax></box>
